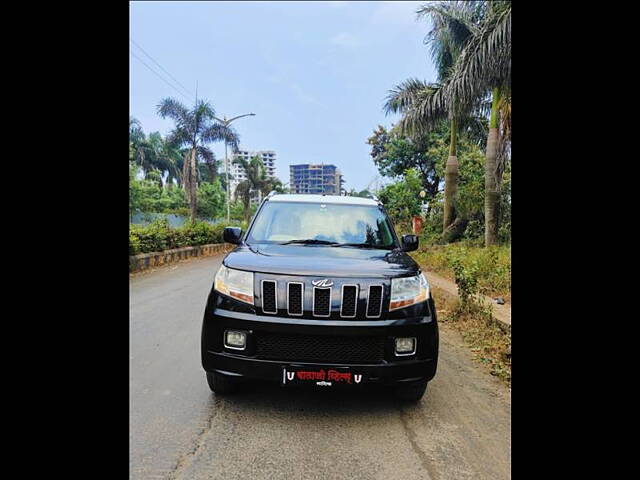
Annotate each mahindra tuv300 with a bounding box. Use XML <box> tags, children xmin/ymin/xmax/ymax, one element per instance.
<box><xmin>201</xmin><ymin>193</ymin><xmax>438</xmax><ymax>401</ymax></box>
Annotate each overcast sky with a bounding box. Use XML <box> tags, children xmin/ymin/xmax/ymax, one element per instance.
<box><xmin>130</xmin><ymin>1</ymin><xmax>436</xmax><ymax>191</ymax></box>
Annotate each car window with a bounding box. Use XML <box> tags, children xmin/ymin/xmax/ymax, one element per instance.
<box><xmin>247</xmin><ymin>202</ymin><xmax>396</xmax><ymax>247</ymax></box>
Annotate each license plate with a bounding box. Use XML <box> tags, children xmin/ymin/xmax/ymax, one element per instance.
<box><xmin>281</xmin><ymin>365</ymin><xmax>364</xmax><ymax>387</ymax></box>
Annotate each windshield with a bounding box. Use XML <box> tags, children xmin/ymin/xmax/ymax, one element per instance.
<box><xmin>246</xmin><ymin>202</ymin><xmax>398</xmax><ymax>249</ymax></box>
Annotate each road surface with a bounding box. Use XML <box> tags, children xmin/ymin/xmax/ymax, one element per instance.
<box><xmin>130</xmin><ymin>254</ymin><xmax>511</xmax><ymax>480</ymax></box>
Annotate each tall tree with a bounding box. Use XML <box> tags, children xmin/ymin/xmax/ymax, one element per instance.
<box><xmin>404</xmin><ymin>1</ymin><xmax>511</xmax><ymax>246</ymax></box>
<box><xmin>157</xmin><ymin>98</ymin><xmax>240</xmax><ymax>221</ymax></box>
<box><xmin>385</xmin><ymin>1</ymin><xmax>484</xmax><ymax>233</ymax></box>
<box><xmin>367</xmin><ymin>123</ymin><xmax>445</xmax><ymax>210</ymax></box>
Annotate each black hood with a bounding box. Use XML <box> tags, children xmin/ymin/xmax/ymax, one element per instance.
<box><xmin>223</xmin><ymin>243</ymin><xmax>419</xmax><ymax>278</ymax></box>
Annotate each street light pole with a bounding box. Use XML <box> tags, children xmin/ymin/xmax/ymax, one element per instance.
<box><xmin>224</xmin><ymin>137</ymin><xmax>229</xmax><ymax>222</ymax></box>
<box><xmin>214</xmin><ymin>113</ymin><xmax>256</xmax><ymax>223</ymax></box>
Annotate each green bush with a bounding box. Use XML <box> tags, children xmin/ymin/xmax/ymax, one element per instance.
<box><xmin>411</xmin><ymin>242</ymin><xmax>511</xmax><ymax>301</ymax></box>
<box><xmin>129</xmin><ymin>219</ymin><xmax>244</xmax><ymax>255</ymax></box>
<box><xmin>449</xmin><ymin>250</ymin><xmax>480</xmax><ymax>308</ymax></box>
<box><xmin>129</xmin><ymin>232</ymin><xmax>142</xmax><ymax>255</ymax></box>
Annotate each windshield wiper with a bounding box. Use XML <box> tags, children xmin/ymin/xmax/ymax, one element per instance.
<box><xmin>278</xmin><ymin>239</ymin><xmax>339</xmax><ymax>245</ymax></box>
<box><xmin>330</xmin><ymin>242</ymin><xmax>391</xmax><ymax>249</ymax></box>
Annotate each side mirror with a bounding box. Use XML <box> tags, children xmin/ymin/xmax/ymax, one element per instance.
<box><xmin>401</xmin><ymin>234</ymin><xmax>419</xmax><ymax>252</ymax></box>
<box><xmin>223</xmin><ymin>227</ymin><xmax>243</xmax><ymax>245</ymax></box>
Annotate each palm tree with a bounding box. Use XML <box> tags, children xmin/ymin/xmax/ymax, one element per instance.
<box><xmin>260</xmin><ymin>176</ymin><xmax>284</xmax><ymax>198</ymax></box>
<box><xmin>384</xmin><ymin>1</ymin><xmax>484</xmax><ymax>233</ymax></box>
<box><xmin>145</xmin><ymin>132</ymin><xmax>182</xmax><ymax>189</ymax></box>
<box><xmin>233</xmin><ymin>156</ymin><xmax>270</xmax><ymax>222</ymax></box>
<box><xmin>157</xmin><ymin>98</ymin><xmax>240</xmax><ymax>221</ymax></box>
<box><xmin>402</xmin><ymin>1</ymin><xmax>511</xmax><ymax>246</ymax></box>
<box><xmin>129</xmin><ymin>117</ymin><xmax>154</xmax><ymax>173</ymax></box>
<box><xmin>129</xmin><ymin>117</ymin><xmax>143</xmax><ymax>163</ymax></box>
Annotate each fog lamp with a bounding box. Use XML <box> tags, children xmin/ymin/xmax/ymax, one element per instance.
<box><xmin>224</xmin><ymin>330</ymin><xmax>247</xmax><ymax>350</ymax></box>
<box><xmin>395</xmin><ymin>337</ymin><xmax>416</xmax><ymax>356</ymax></box>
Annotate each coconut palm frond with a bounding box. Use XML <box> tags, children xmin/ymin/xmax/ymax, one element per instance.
<box><xmin>202</xmin><ymin>123</ymin><xmax>240</xmax><ymax>152</ymax></box>
<box><xmin>197</xmin><ymin>145</ymin><xmax>215</xmax><ymax>165</ymax></box>
<box><xmin>194</xmin><ymin>100</ymin><xmax>216</xmax><ymax>122</ymax></box>
<box><xmin>417</xmin><ymin>1</ymin><xmax>485</xmax><ymax>37</ymax></box>
<box><xmin>232</xmin><ymin>156</ymin><xmax>249</xmax><ymax>170</ymax></box>
<box><xmin>193</xmin><ymin>100</ymin><xmax>217</xmax><ymax>137</ymax></box>
<box><xmin>458</xmin><ymin>114</ymin><xmax>489</xmax><ymax>149</ymax></box>
<box><xmin>165</xmin><ymin>128</ymin><xmax>191</xmax><ymax>149</ymax></box>
<box><xmin>442</xmin><ymin>3</ymin><xmax>511</xmax><ymax>107</ymax></box>
<box><xmin>418</xmin><ymin>1</ymin><xmax>483</xmax><ymax>81</ymax></box>
<box><xmin>129</xmin><ymin>117</ymin><xmax>143</xmax><ymax>136</ymax></box>
<box><xmin>197</xmin><ymin>146</ymin><xmax>217</xmax><ymax>182</ymax></box>
<box><xmin>157</xmin><ymin>98</ymin><xmax>191</xmax><ymax>128</ymax></box>
<box><xmin>234</xmin><ymin>180</ymin><xmax>251</xmax><ymax>202</ymax></box>
<box><xmin>129</xmin><ymin>117</ymin><xmax>146</xmax><ymax>150</ymax></box>
<box><xmin>384</xmin><ymin>78</ymin><xmax>437</xmax><ymax>115</ymax></box>
<box><xmin>385</xmin><ymin>80</ymin><xmax>450</xmax><ymax>136</ymax></box>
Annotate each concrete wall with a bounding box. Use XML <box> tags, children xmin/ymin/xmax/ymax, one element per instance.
<box><xmin>130</xmin><ymin>243</ymin><xmax>233</xmax><ymax>272</ymax></box>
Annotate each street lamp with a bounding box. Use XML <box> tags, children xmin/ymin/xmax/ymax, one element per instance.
<box><xmin>214</xmin><ymin>113</ymin><xmax>256</xmax><ymax>223</ymax></box>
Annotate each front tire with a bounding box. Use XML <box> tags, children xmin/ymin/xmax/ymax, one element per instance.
<box><xmin>394</xmin><ymin>380</ymin><xmax>428</xmax><ymax>402</ymax></box>
<box><xmin>206</xmin><ymin>372</ymin><xmax>238</xmax><ymax>395</ymax></box>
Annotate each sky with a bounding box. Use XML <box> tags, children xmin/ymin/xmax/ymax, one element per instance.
<box><xmin>129</xmin><ymin>1</ymin><xmax>437</xmax><ymax>191</ymax></box>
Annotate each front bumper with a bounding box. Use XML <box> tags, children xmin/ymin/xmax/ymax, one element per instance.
<box><xmin>201</xmin><ymin>292</ymin><xmax>439</xmax><ymax>387</ymax></box>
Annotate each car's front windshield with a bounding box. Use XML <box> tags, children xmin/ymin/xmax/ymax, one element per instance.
<box><xmin>246</xmin><ymin>201</ymin><xmax>398</xmax><ymax>249</ymax></box>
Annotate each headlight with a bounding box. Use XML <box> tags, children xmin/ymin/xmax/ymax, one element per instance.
<box><xmin>389</xmin><ymin>273</ymin><xmax>429</xmax><ymax>311</ymax></box>
<box><xmin>214</xmin><ymin>265</ymin><xmax>254</xmax><ymax>305</ymax></box>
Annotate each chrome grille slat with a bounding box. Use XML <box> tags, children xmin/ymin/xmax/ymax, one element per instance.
<box><xmin>261</xmin><ymin>280</ymin><xmax>277</xmax><ymax>314</ymax></box>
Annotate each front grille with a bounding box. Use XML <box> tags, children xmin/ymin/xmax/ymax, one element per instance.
<box><xmin>259</xmin><ymin>276</ymin><xmax>387</xmax><ymax>318</ymax></box>
<box><xmin>261</xmin><ymin>280</ymin><xmax>277</xmax><ymax>314</ymax></box>
<box><xmin>341</xmin><ymin>285</ymin><xmax>358</xmax><ymax>317</ymax></box>
<box><xmin>366</xmin><ymin>285</ymin><xmax>383</xmax><ymax>317</ymax></box>
<box><xmin>255</xmin><ymin>333</ymin><xmax>385</xmax><ymax>364</ymax></box>
<box><xmin>313</xmin><ymin>287</ymin><xmax>331</xmax><ymax>317</ymax></box>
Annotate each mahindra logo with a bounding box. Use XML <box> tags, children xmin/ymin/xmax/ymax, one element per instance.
<box><xmin>312</xmin><ymin>279</ymin><xmax>334</xmax><ymax>288</ymax></box>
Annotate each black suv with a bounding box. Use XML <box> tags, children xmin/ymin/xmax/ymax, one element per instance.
<box><xmin>201</xmin><ymin>193</ymin><xmax>438</xmax><ymax>401</ymax></box>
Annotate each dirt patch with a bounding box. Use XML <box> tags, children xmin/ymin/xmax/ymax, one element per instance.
<box><xmin>432</xmin><ymin>286</ymin><xmax>511</xmax><ymax>386</ymax></box>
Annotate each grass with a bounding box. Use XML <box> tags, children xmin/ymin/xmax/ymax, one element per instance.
<box><xmin>433</xmin><ymin>286</ymin><xmax>511</xmax><ymax>385</ymax></box>
<box><xmin>412</xmin><ymin>241</ymin><xmax>511</xmax><ymax>302</ymax></box>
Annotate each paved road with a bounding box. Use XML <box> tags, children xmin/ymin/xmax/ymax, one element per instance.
<box><xmin>130</xmin><ymin>254</ymin><xmax>511</xmax><ymax>480</ymax></box>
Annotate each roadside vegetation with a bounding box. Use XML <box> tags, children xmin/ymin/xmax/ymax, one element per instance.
<box><xmin>434</xmin><ymin>285</ymin><xmax>511</xmax><ymax>385</ymax></box>
<box><xmin>430</xmin><ymin>242</ymin><xmax>511</xmax><ymax>386</ymax></box>
<box><xmin>372</xmin><ymin>0</ymin><xmax>511</xmax><ymax>247</ymax></box>
<box><xmin>129</xmin><ymin>218</ymin><xmax>246</xmax><ymax>256</ymax></box>
<box><xmin>412</xmin><ymin>242</ymin><xmax>510</xmax><ymax>302</ymax></box>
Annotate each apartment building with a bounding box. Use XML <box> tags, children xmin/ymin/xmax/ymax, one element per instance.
<box><xmin>289</xmin><ymin>164</ymin><xmax>345</xmax><ymax>195</ymax></box>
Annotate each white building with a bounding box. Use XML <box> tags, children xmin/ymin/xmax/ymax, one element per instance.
<box><xmin>222</xmin><ymin>149</ymin><xmax>277</xmax><ymax>198</ymax></box>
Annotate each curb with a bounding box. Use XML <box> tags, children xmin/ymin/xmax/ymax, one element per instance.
<box><xmin>129</xmin><ymin>243</ymin><xmax>233</xmax><ymax>272</ymax></box>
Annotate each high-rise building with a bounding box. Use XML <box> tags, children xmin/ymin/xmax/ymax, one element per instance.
<box><xmin>289</xmin><ymin>164</ymin><xmax>344</xmax><ymax>195</ymax></box>
<box><xmin>223</xmin><ymin>149</ymin><xmax>277</xmax><ymax>197</ymax></box>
